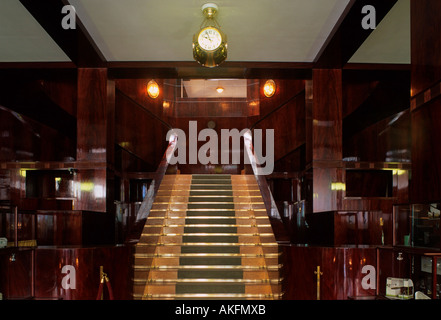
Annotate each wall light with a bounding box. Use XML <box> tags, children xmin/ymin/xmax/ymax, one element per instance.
<box><xmin>147</xmin><ymin>80</ymin><xmax>159</xmax><ymax>99</ymax></box>
<box><xmin>331</xmin><ymin>182</ymin><xmax>346</xmax><ymax>191</ymax></box>
<box><xmin>263</xmin><ymin>79</ymin><xmax>276</xmax><ymax>97</ymax></box>
<box><xmin>216</xmin><ymin>87</ymin><xmax>224</xmax><ymax>93</ymax></box>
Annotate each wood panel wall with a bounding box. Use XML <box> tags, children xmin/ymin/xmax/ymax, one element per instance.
<box><xmin>410</xmin><ymin>0</ymin><xmax>441</xmax><ymax>203</ymax></box>
<box><xmin>282</xmin><ymin>245</ymin><xmax>377</xmax><ymax>300</ymax></box>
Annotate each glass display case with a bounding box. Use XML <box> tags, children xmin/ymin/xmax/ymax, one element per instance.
<box><xmin>393</xmin><ymin>203</ymin><xmax>441</xmax><ymax>249</ymax></box>
<box><xmin>377</xmin><ymin>247</ymin><xmax>441</xmax><ymax>299</ymax></box>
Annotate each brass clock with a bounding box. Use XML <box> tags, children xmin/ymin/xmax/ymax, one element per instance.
<box><xmin>193</xmin><ymin>3</ymin><xmax>227</xmax><ymax>68</ymax></box>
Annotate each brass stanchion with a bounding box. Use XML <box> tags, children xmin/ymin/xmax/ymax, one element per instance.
<box><xmin>96</xmin><ymin>266</ymin><xmax>114</xmax><ymax>300</ymax></box>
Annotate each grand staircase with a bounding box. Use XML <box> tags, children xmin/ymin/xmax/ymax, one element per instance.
<box><xmin>132</xmin><ymin>174</ymin><xmax>283</xmax><ymax>300</ymax></box>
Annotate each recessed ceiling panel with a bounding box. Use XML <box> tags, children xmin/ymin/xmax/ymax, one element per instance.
<box><xmin>349</xmin><ymin>0</ymin><xmax>410</xmax><ymax>64</ymax></box>
<box><xmin>68</xmin><ymin>0</ymin><xmax>351</xmax><ymax>62</ymax></box>
<box><xmin>0</xmin><ymin>0</ymin><xmax>70</xmax><ymax>62</ymax></box>
<box><xmin>183</xmin><ymin>79</ymin><xmax>248</xmax><ymax>98</ymax></box>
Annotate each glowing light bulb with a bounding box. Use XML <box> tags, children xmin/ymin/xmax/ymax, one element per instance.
<box><xmin>263</xmin><ymin>80</ymin><xmax>276</xmax><ymax>97</ymax></box>
<box><xmin>147</xmin><ymin>80</ymin><xmax>159</xmax><ymax>99</ymax></box>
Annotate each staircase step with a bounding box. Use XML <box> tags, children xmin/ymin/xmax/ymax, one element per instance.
<box><xmin>183</xmin><ymin>235</ymin><xmax>239</xmax><ymax>243</ymax></box>
<box><xmin>143</xmin><ymin>224</ymin><xmax>272</xmax><ymax>228</ymax></box>
<box><xmin>190</xmin><ymin>190</ymin><xmax>233</xmax><ymax>196</ymax></box>
<box><xmin>137</xmin><ymin>242</ymin><xmax>279</xmax><ymax>247</ymax></box>
<box><xmin>179</xmin><ymin>256</ymin><xmax>241</xmax><ymax>266</ymax></box>
<box><xmin>181</xmin><ymin>245</ymin><xmax>240</xmax><ymax>254</ymax></box>
<box><xmin>135</xmin><ymin>293</ymin><xmax>282</xmax><ymax>300</ymax></box>
<box><xmin>176</xmin><ymin>283</ymin><xmax>245</xmax><ymax>294</ymax></box>
<box><xmin>178</xmin><ymin>269</ymin><xmax>243</xmax><ymax>279</ymax></box>
<box><xmin>191</xmin><ymin>185</ymin><xmax>232</xmax><ymax>190</ymax></box>
<box><xmin>134</xmin><ymin>253</ymin><xmax>281</xmax><ymax>258</ymax></box>
<box><xmin>192</xmin><ymin>174</ymin><xmax>231</xmax><ymax>179</ymax></box>
<box><xmin>188</xmin><ymin>203</ymin><xmax>235</xmax><ymax>209</ymax></box>
<box><xmin>135</xmin><ymin>278</ymin><xmax>282</xmax><ymax>284</ymax></box>
<box><xmin>184</xmin><ymin>226</ymin><xmax>237</xmax><ymax>233</ymax></box>
<box><xmin>191</xmin><ymin>179</ymin><xmax>231</xmax><ymax>187</ymax></box>
<box><xmin>134</xmin><ymin>265</ymin><xmax>282</xmax><ymax>271</ymax></box>
<box><xmin>188</xmin><ymin>197</ymin><xmax>234</xmax><ymax>202</ymax></box>
<box><xmin>141</xmin><ymin>233</ymin><xmax>275</xmax><ymax>238</ymax></box>
<box><xmin>185</xmin><ymin>218</ymin><xmax>236</xmax><ymax>225</ymax></box>
<box><xmin>186</xmin><ymin>210</ymin><xmax>236</xmax><ymax>217</ymax></box>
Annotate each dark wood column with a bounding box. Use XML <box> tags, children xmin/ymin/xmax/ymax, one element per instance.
<box><xmin>75</xmin><ymin>68</ymin><xmax>115</xmax><ymax>212</ymax></box>
<box><xmin>309</xmin><ymin>69</ymin><xmax>343</xmax><ymax>213</ymax></box>
<box><xmin>410</xmin><ymin>0</ymin><xmax>441</xmax><ymax>203</ymax></box>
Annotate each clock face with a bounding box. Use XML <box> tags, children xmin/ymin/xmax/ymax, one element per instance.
<box><xmin>198</xmin><ymin>27</ymin><xmax>222</xmax><ymax>51</ymax></box>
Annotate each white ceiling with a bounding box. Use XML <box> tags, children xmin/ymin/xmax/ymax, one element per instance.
<box><xmin>0</xmin><ymin>0</ymin><xmax>70</xmax><ymax>62</ymax></box>
<box><xmin>68</xmin><ymin>0</ymin><xmax>351</xmax><ymax>62</ymax></box>
<box><xmin>349</xmin><ymin>0</ymin><xmax>410</xmax><ymax>64</ymax></box>
<box><xmin>0</xmin><ymin>0</ymin><xmax>410</xmax><ymax>64</ymax></box>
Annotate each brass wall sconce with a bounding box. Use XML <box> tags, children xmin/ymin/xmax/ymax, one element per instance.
<box><xmin>147</xmin><ymin>80</ymin><xmax>159</xmax><ymax>99</ymax></box>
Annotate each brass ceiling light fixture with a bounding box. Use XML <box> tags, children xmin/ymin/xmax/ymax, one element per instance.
<box><xmin>193</xmin><ymin>3</ymin><xmax>227</xmax><ymax>68</ymax></box>
<box><xmin>263</xmin><ymin>79</ymin><xmax>276</xmax><ymax>98</ymax></box>
<box><xmin>147</xmin><ymin>80</ymin><xmax>159</xmax><ymax>99</ymax></box>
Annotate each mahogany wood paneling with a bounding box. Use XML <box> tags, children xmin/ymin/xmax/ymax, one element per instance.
<box><xmin>411</xmin><ymin>0</ymin><xmax>441</xmax><ymax>97</ymax></box>
<box><xmin>333</xmin><ymin>211</ymin><xmax>385</xmax><ymax>246</ymax></box>
<box><xmin>312</xmin><ymin>69</ymin><xmax>342</xmax><ymax>161</ymax></box>
<box><xmin>34</xmin><ymin>245</ymin><xmax>132</xmax><ymax>300</ymax></box>
<box><xmin>116</xmin><ymin>79</ymin><xmax>165</xmax><ymax>119</ymax></box>
<box><xmin>257</xmin><ymin>79</ymin><xmax>305</xmax><ymax>119</ymax></box>
<box><xmin>73</xmin><ymin>169</ymin><xmax>107</xmax><ymax>212</ymax></box>
<box><xmin>77</xmin><ymin>68</ymin><xmax>115</xmax><ymax>163</ymax></box>
<box><xmin>411</xmin><ymin>97</ymin><xmax>441</xmax><ymax>202</ymax></box>
<box><xmin>115</xmin><ymin>90</ymin><xmax>170</xmax><ymax>170</ymax></box>
<box><xmin>282</xmin><ymin>245</ymin><xmax>318</xmax><ymax>299</ymax></box>
<box><xmin>39</xmin><ymin>78</ymin><xmax>77</xmax><ymax>117</ymax></box>
<box><xmin>273</xmin><ymin>145</ymin><xmax>306</xmax><ymax>173</ymax></box>
<box><xmin>76</xmin><ymin>68</ymin><xmax>115</xmax><ymax>214</ymax></box>
<box><xmin>343</xmin><ymin>110</ymin><xmax>411</xmax><ymax>163</ymax></box>
<box><xmin>0</xmin><ymin>248</ymin><xmax>33</xmax><ymax>299</ymax></box>
<box><xmin>313</xmin><ymin>167</ymin><xmax>343</xmax><ymax>213</ymax></box>
<box><xmin>282</xmin><ymin>245</ymin><xmax>376</xmax><ymax>300</ymax></box>
<box><xmin>0</xmin><ymin>103</ymin><xmax>76</xmax><ymax>163</ymax></box>
<box><xmin>343</xmin><ymin>80</ymin><xmax>379</xmax><ymax>118</ymax></box>
<box><xmin>310</xmin><ymin>69</ymin><xmax>343</xmax><ymax>213</ymax></box>
<box><xmin>410</xmin><ymin>0</ymin><xmax>441</xmax><ymax>203</ymax></box>
<box><xmin>0</xmin><ymin>79</ymin><xmax>77</xmax><ymax>141</ymax></box>
<box><xmin>305</xmin><ymin>80</ymin><xmax>313</xmax><ymax>165</ymax></box>
<box><xmin>253</xmin><ymin>83</ymin><xmax>306</xmax><ymax>163</ymax></box>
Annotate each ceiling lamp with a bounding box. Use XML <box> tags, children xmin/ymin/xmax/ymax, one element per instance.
<box><xmin>263</xmin><ymin>80</ymin><xmax>276</xmax><ymax>98</ymax></box>
<box><xmin>193</xmin><ymin>3</ymin><xmax>227</xmax><ymax>68</ymax></box>
<box><xmin>216</xmin><ymin>87</ymin><xmax>224</xmax><ymax>93</ymax></box>
<box><xmin>147</xmin><ymin>80</ymin><xmax>159</xmax><ymax>99</ymax></box>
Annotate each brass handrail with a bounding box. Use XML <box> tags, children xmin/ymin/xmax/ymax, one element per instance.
<box><xmin>126</xmin><ymin>134</ymin><xmax>178</xmax><ymax>242</ymax></box>
<box><xmin>243</xmin><ymin>132</ymin><xmax>290</xmax><ymax>243</ymax></box>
